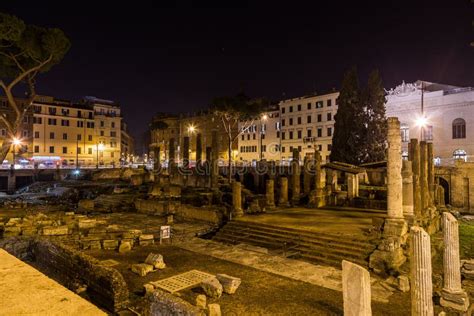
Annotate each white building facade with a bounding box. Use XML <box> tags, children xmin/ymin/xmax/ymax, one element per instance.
<box><xmin>386</xmin><ymin>81</ymin><xmax>474</xmax><ymax>165</ymax></box>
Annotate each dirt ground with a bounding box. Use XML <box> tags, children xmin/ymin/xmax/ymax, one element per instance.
<box><xmin>87</xmin><ymin>245</ymin><xmax>410</xmax><ymax>316</ymax></box>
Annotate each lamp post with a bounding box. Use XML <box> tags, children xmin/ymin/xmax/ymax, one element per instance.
<box><xmin>259</xmin><ymin>114</ymin><xmax>268</xmax><ymax>161</ymax></box>
<box><xmin>187</xmin><ymin>124</ymin><xmax>196</xmax><ymax>164</ymax></box>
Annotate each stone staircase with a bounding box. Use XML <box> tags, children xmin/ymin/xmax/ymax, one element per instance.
<box><xmin>213</xmin><ymin>220</ymin><xmax>377</xmax><ymax>268</ymax></box>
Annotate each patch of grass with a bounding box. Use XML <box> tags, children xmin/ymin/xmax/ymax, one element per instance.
<box><xmin>459</xmin><ymin>222</ymin><xmax>474</xmax><ymax>259</ymax></box>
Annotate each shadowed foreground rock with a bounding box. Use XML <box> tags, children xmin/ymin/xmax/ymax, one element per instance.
<box><xmin>148</xmin><ymin>289</ymin><xmax>204</xmax><ymax>316</ymax></box>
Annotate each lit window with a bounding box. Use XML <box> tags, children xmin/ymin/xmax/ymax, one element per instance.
<box><xmin>400</xmin><ymin>123</ymin><xmax>410</xmax><ymax>142</ymax></box>
<box><xmin>453</xmin><ymin>149</ymin><xmax>467</xmax><ymax>161</ymax></box>
<box><xmin>452</xmin><ymin>118</ymin><xmax>466</xmax><ymax>139</ymax></box>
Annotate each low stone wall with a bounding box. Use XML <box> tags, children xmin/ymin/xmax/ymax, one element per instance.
<box><xmin>148</xmin><ymin>289</ymin><xmax>204</xmax><ymax>316</ymax></box>
<box><xmin>175</xmin><ymin>204</ymin><xmax>223</xmax><ymax>224</ymax></box>
<box><xmin>135</xmin><ymin>199</ymin><xmax>181</xmax><ymax>215</ymax></box>
<box><xmin>0</xmin><ymin>237</ymin><xmax>129</xmax><ymax>313</ymax></box>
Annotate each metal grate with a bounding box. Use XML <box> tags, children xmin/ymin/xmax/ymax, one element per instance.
<box><xmin>150</xmin><ymin>270</ymin><xmax>214</xmax><ymax>293</ymax></box>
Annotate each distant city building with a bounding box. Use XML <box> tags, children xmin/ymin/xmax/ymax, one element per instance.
<box><xmin>120</xmin><ymin>121</ymin><xmax>135</xmax><ymax>163</ymax></box>
<box><xmin>385</xmin><ymin>80</ymin><xmax>474</xmax><ymax>165</ymax></box>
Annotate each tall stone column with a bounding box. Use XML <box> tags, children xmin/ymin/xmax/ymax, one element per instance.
<box><xmin>153</xmin><ymin>146</ymin><xmax>161</xmax><ymax>170</ymax></box>
<box><xmin>387</xmin><ymin>117</ymin><xmax>403</xmax><ymax>219</ymax></box>
<box><xmin>183</xmin><ymin>136</ymin><xmax>190</xmax><ymax>169</ymax></box>
<box><xmin>342</xmin><ymin>260</ymin><xmax>372</xmax><ymax>316</ymax></box>
<box><xmin>168</xmin><ymin>138</ymin><xmax>176</xmax><ymax>173</ymax></box>
<box><xmin>313</xmin><ymin>150</ymin><xmax>326</xmax><ymax>207</ymax></box>
<box><xmin>402</xmin><ymin>160</ymin><xmax>414</xmax><ymax>218</ymax></box>
<box><xmin>211</xmin><ymin>131</ymin><xmax>219</xmax><ymax>189</ymax></box>
<box><xmin>347</xmin><ymin>173</ymin><xmax>358</xmax><ymax>199</ymax></box>
<box><xmin>266</xmin><ymin>179</ymin><xmax>275</xmax><ymax>209</ymax></box>
<box><xmin>410</xmin><ymin>226</ymin><xmax>434</xmax><ymax>316</ymax></box>
<box><xmin>409</xmin><ymin>139</ymin><xmax>422</xmax><ymax>220</ymax></box>
<box><xmin>196</xmin><ymin>133</ymin><xmax>202</xmax><ymax>167</ymax></box>
<box><xmin>420</xmin><ymin>141</ymin><xmax>429</xmax><ymax>214</ymax></box>
<box><xmin>278</xmin><ymin>177</ymin><xmax>289</xmax><ymax>206</ymax></box>
<box><xmin>370</xmin><ymin>118</ymin><xmax>407</xmax><ymax>274</ymax></box>
<box><xmin>232</xmin><ymin>181</ymin><xmax>243</xmax><ymax>217</ymax></box>
<box><xmin>291</xmin><ymin>149</ymin><xmax>300</xmax><ymax>205</ymax></box>
<box><xmin>427</xmin><ymin>143</ymin><xmax>435</xmax><ymax>207</ymax></box>
<box><xmin>303</xmin><ymin>157</ymin><xmax>311</xmax><ymax>194</ymax></box>
<box><xmin>440</xmin><ymin>212</ymin><xmax>470</xmax><ymax>311</ymax></box>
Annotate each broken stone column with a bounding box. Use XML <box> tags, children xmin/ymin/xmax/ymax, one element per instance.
<box><xmin>440</xmin><ymin>212</ymin><xmax>470</xmax><ymax>311</ymax></box>
<box><xmin>402</xmin><ymin>160</ymin><xmax>414</xmax><ymax>219</ymax></box>
<box><xmin>232</xmin><ymin>181</ymin><xmax>243</xmax><ymax>217</ymax></box>
<box><xmin>347</xmin><ymin>173</ymin><xmax>358</xmax><ymax>199</ymax></box>
<box><xmin>278</xmin><ymin>177</ymin><xmax>289</xmax><ymax>206</ymax></box>
<box><xmin>314</xmin><ymin>150</ymin><xmax>326</xmax><ymax>207</ymax></box>
<box><xmin>410</xmin><ymin>226</ymin><xmax>434</xmax><ymax>316</ymax></box>
<box><xmin>196</xmin><ymin>133</ymin><xmax>202</xmax><ymax>167</ymax></box>
<box><xmin>183</xmin><ymin>136</ymin><xmax>190</xmax><ymax>169</ymax></box>
<box><xmin>420</xmin><ymin>141</ymin><xmax>429</xmax><ymax>214</ymax></box>
<box><xmin>409</xmin><ymin>139</ymin><xmax>422</xmax><ymax>220</ymax></box>
<box><xmin>387</xmin><ymin>117</ymin><xmax>403</xmax><ymax>219</ymax></box>
<box><xmin>168</xmin><ymin>138</ymin><xmax>176</xmax><ymax>173</ymax></box>
<box><xmin>211</xmin><ymin>131</ymin><xmax>219</xmax><ymax>189</ymax></box>
<box><xmin>291</xmin><ymin>149</ymin><xmax>301</xmax><ymax>205</ymax></box>
<box><xmin>266</xmin><ymin>179</ymin><xmax>275</xmax><ymax>209</ymax></box>
<box><xmin>303</xmin><ymin>157</ymin><xmax>312</xmax><ymax>194</ymax></box>
<box><xmin>342</xmin><ymin>260</ymin><xmax>372</xmax><ymax>316</ymax></box>
<box><xmin>427</xmin><ymin>142</ymin><xmax>435</xmax><ymax>207</ymax></box>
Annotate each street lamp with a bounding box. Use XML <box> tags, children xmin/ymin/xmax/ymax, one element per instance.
<box><xmin>11</xmin><ymin>138</ymin><xmax>21</xmax><ymax>170</ymax></box>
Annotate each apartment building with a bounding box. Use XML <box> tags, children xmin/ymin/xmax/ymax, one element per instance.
<box><xmin>120</xmin><ymin>121</ymin><xmax>135</xmax><ymax>163</ymax></box>
<box><xmin>237</xmin><ymin>108</ymin><xmax>281</xmax><ymax>163</ymax></box>
<box><xmin>279</xmin><ymin>91</ymin><xmax>339</xmax><ymax>162</ymax></box>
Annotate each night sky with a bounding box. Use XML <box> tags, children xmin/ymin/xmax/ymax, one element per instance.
<box><xmin>1</xmin><ymin>1</ymin><xmax>473</xmax><ymax>153</ymax></box>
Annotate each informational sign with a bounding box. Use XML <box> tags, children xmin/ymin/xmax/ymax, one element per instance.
<box><xmin>160</xmin><ymin>225</ymin><xmax>171</xmax><ymax>239</ymax></box>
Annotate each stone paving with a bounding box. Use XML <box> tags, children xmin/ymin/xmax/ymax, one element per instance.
<box><xmin>175</xmin><ymin>237</ymin><xmax>393</xmax><ymax>303</ymax></box>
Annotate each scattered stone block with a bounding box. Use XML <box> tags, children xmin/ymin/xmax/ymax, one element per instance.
<box><xmin>78</xmin><ymin>219</ymin><xmax>97</xmax><ymax>229</ymax></box>
<box><xmin>195</xmin><ymin>294</ymin><xmax>206</xmax><ymax>309</ymax></box>
<box><xmin>201</xmin><ymin>277</ymin><xmax>223</xmax><ymax>299</ymax></box>
<box><xmin>216</xmin><ymin>274</ymin><xmax>241</xmax><ymax>294</ymax></box>
<box><xmin>42</xmin><ymin>225</ymin><xmax>69</xmax><ymax>236</ymax></box>
<box><xmin>207</xmin><ymin>303</ymin><xmax>221</xmax><ymax>316</ymax></box>
<box><xmin>21</xmin><ymin>228</ymin><xmax>38</xmax><ymax>236</ymax></box>
<box><xmin>118</xmin><ymin>241</ymin><xmax>132</xmax><ymax>253</ymax></box>
<box><xmin>6</xmin><ymin>218</ymin><xmax>22</xmax><ymax>226</ymax></box>
<box><xmin>139</xmin><ymin>234</ymin><xmax>155</xmax><ymax>246</ymax></box>
<box><xmin>131</xmin><ymin>263</ymin><xmax>154</xmax><ymax>277</ymax></box>
<box><xmin>342</xmin><ymin>260</ymin><xmax>372</xmax><ymax>316</ymax></box>
<box><xmin>167</xmin><ymin>215</ymin><xmax>174</xmax><ymax>224</ymax></box>
<box><xmin>99</xmin><ymin>259</ymin><xmax>120</xmax><ymax>267</ymax></box>
<box><xmin>123</xmin><ymin>229</ymin><xmax>142</xmax><ymax>239</ymax></box>
<box><xmin>130</xmin><ymin>174</ymin><xmax>144</xmax><ymax>186</ymax></box>
<box><xmin>102</xmin><ymin>239</ymin><xmax>119</xmax><ymax>250</ymax></box>
<box><xmin>37</xmin><ymin>220</ymin><xmax>54</xmax><ymax>226</ymax></box>
<box><xmin>78</xmin><ymin>199</ymin><xmax>95</xmax><ymax>211</ymax></box>
<box><xmin>65</xmin><ymin>211</ymin><xmax>75</xmax><ymax>216</ymax></box>
<box><xmin>3</xmin><ymin>226</ymin><xmax>21</xmax><ymax>236</ymax></box>
<box><xmin>398</xmin><ymin>275</ymin><xmax>410</xmax><ymax>292</ymax></box>
<box><xmin>144</xmin><ymin>283</ymin><xmax>155</xmax><ymax>295</ymax></box>
<box><xmin>145</xmin><ymin>253</ymin><xmax>166</xmax><ymax>269</ymax></box>
<box><xmin>90</xmin><ymin>240</ymin><xmax>102</xmax><ymax>250</ymax></box>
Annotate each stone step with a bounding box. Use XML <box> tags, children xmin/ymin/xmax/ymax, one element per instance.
<box><xmin>214</xmin><ymin>230</ymin><xmax>370</xmax><ymax>262</ymax></box>
<box><xmin>219</xmin><ymin>224</ymin><xmax>373</xmax><ymax>253</ymax></box>
<box><xmin>226</xmin><ymin>221</ymin><xmax>375</xmax><ymax>250</ymax></box>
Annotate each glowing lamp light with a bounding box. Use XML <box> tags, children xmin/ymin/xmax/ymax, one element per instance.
<box><xmin>188</xmin><ymin>125</ymin><xmax>196</xmax><ymax>133</ymax></box>
<box><xmin>73</xmin><ymin>169</ymin><xmax>81</xmax><ymax>176</ymax></box>
<box><xmin>98</xmin><ymin>143</ymin><xmax>105</xmax><ymax>151</ymax></box>
<box><xmin>416</xmin><ymin>116</ymin><xmax>428</xmax><ymax>128</ymax></box>
<box><xmin>262</xmin><ymin>114</ymin><xmax>268</xmax><ymax>121</ymax></box>
<box><xmin>12</xmin><ymin>138</ymin><xmax>21</xmax><ymax>146</ymax></box>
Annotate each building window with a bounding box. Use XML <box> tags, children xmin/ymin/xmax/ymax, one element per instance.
<box><xmin>289</xmin><ymin>131</ymin><xmax>293</xmax><ymax>139</ymax></box>
<box><xmin>100</xmin><ymin>121</ymin><xmax>105</xmax><ymax>127</ymax></box>
<box><xmin>282</xmin><ymin>119</ymin><xmax>285</xmax><ymax>126</ymax></box>
<box><xmin>452</xmin><ymin>118</ymin><xmax>466</xmax><ymax>139</ymax></box>
<box><xmin>88</xmin><ymin>135</ymin><xmax>93</xmax><ymax>141</ymax></box>
<box><xmin>307</xmin><ymin>103</ymin><xmax>311</xmax><ymax>110</ymax></box>
<box><xmin>49</xmin><ymin>132</ymin><xmax>55</xmax><ymax>139</ymax></box>
<box><xmin>307</xmin><ymin>129</ymin><xmax>312</xmax><ymax>137</ymax></box>
<box><xmin>298</xmin><ymin>146</ymin><xmax>302</xmax><ymax>152</ymax></box>
<box><xmin>241</xmin><ymin>135</ymin><xmax>244</xmax><ymax>141</ymax></box>
<box><xmin>400</xmin><ymin>123</ymin><xmax>410</xmax><ymax>142</ymax></box>
<box><xmin>77</xmin><ymin>110</ymin><xmax>82</xmax><ymax>118</ymax></box>
<box><xmin>86</xmin><ymin>122</ymin><xmax>94</xmax><ymax>128</ymax></box>
<box><xmin>317</xmin><ymin>128</ymin><xmax>322</xmax><ymax>137</ymax></box>
<box><xmin>281</xmin><ymin>107</ymin><xmax>285</xmax><ymax>114</ymax></box>
<box><xmin>88</xmin><ymin>148</ymin><xmax>92</xmax><ymax>154</ymax></box>
<box><xmin>33</xmin><ymin>106</ymin><xmax>41</xmax><ymax>113</ymax></box>
<box><xmin>434</xmin><ymin>157</ymin><xmax>441</xmax><ymax>166</ymax></box>
<box><xmin>61</xmin><ymin>108</ymin><xmax>69</xmax><ymax>116</ymax></box>
<box><xmin>297</xmin><ymin>117</ymin><xmax>301</xmax><ymax>125</ymax></box>
<box><xmin>282</xmin><ymin>146</ymin><xmax>285</xmax><ymax>153</ymax></box>
<box><xmin>34</xmin><ymin>145</ymin><xmax>39</xmax><ymax>153</ymax></box>
<box><xmin>252</xmin><ymin>133</ymin><xmax>256</xmax><ymax>140</ymax></box>
<box><xmin>77</xmin><ymin>147</ymin><xmax>82</xmax><ymax>154</ymax></box>
<box><xmin>290</xmin><ymin>146</ymin><xmax>293</xmax><ymax>152</ymax></box>
<box><xmin>276</xmin><ymin>131</ymin><xmax>280</xmax><ymax>138</ymax></box>
<box><xmin>281</xmin><ymin>132</ymin><xmax>285</xmax><ymax>140</ymax></box>
<box><xmin>111</xmin><ymin>151</ymin><xmax>115</xmax><ymax>158</ymax></box>
<box><xmin>111</xmin><ymin>131</ymin><xmax>117</xmax><ymax>137</ymax></box>
<box><xmin>48</xmin><ymin>107</ymin><xmax>56</xmax><ymax>115</ymax></box>
<box><xmin>247</xmin><ymin>134</ymin><xmax>250</xmax><ymax>140</ymax></box>
<box><xmin>62</xmin><ymin>133</ymin><xmax>67</xmax><ymax>140</ymax></box>
<box><xmin>318</xmin><ymin>144</ymin><xmax>322</xmax><ymax>151</ymax></box>
<box><xmin>33</xmin><ymin>117</ymin><xmax>42</xmax><ymax>124</ymax></box>
<box><xmin>0</xmin><ymin>129</ymin><xmax>5</xmax><ymax>137</ymax></box>
<box><xmin>328</xmin><ymin>144</ymin><xmax>332</xmax><ymax>151</ymax></box>
<box><xmin>61</xmin><ymin>119</ymin><xmax>69</xmax><ymax>126</ymax></box>
<box><xmin>327</xmin><ymin>113</ymin><xmax>332</xmax><ymax>121</ymax></box>
<box><xmin>77</xmin><ymin>134</ymin><xmax>82</xmax><ymax>141</ymax></box>
<box><xmin>307</xmin><ymin>115</ymin><xmax>311</xmax><ymax>123</ymax></box>
<box><xmin>423</xmin><ymin>125</ymin><xmax>433</xmax><ymax>141</ymax></box>
<box><xmin>317</xmin><ymin>114</ymin><xmax>322</xmax><ymax>122</ymax></box>
<box><xmin>453</xmin><ymin>149</ymin><xmax>467</xmax><ymax>161</ymax></box>
<box><xmin>48</xmin><ymin>118</ymin><xmax>57</xmax><ymax>125</ymax></box>
<box><xmin>289</xmin><ymin>118</ymin><xmax>293</xmax><ymax>126</ymax></box>
<box><xmin>49</xmin><ymin>146</ymin><xmax>55</xmax><ymax>153</ymax></box>
<box><xmin>77</xmin><ymin>121</ymin><xmax>84</xmax><ymax>128</ymax></box>
<box><xmin>327</xmin><ymin>99</ymin><xmax>332</xmax><ymax>107</ymax></box>
<box><xmin>62</xmin><ymin>147</ymin><xmax>67</xmax><ymax>154</ymax></box>
<box><xmin>327</xmin><ymin>127</ymin><xmax>332</xmax><ymax>137</ymax></box>
<box><xmin>23</xmin><ymin>130</ymin><xmax>28</xmax><ymax>137</ymax></box>
<box><xmin>100</xmin><ymin>131</ymin><xmax>104</xmax><ymax>136</ymax></box>
<box><xmin>289</xmin><ymin>106</ymin><xmax>293</xmax><ymax>113</ymax></box>
<box><xmin>316</xmin><ymin>101</ymin><xmax>323</xmax><ymax>108</ymax></box>
<box><xmin>297</xmin><ymin>130</ymin><xmax>302</xmax><ymax>139</ymax></box>
<box><xmin>111</xmin><ymin>122</ymin><xmax>115</xmax><ymax>128</ymax></box>
<box><xmin>297</xmin><ymin>104</ymin><xmax>301</xmax><ymax>111</ymax></box>
<box><xmin>34</xmin><ymin>131</ymin><xmax>39</xmax><ymax>138</ymax></box>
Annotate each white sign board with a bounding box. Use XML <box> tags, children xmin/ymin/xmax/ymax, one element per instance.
<box><xmin>160</xmin><ymin>225</ymin><xmax>171</xmax><ymax>239</ymax></box>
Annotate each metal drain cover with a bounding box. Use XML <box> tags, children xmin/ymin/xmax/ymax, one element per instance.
<box><xmin>150</xmin><ymin>270</ymin><xmax>214</xmax><ymax>293</ymax></box>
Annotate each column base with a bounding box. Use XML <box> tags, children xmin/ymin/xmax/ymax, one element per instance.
<box><xmin>278</xmin><ymin>200</ymin><xmax>290</xmax><ymax>207</ymax></box>
<box><xmin>232</xmin><ymin>208</ymin><xmax>244</xmax><ymax>218</ymax></box>
<box><xmin>440</xmin><ymin>289</ymin><xmax>470</xmax><ymax>312</ymax></box>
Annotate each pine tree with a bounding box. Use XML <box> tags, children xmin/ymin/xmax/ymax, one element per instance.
<box><xmin>330</xmin><ymin>67</ymin><xmax>366</xmax><ymax>165</ymax></box>
<box><xmin>363</xmin><ymin>70</ymin><xmax>387</xmax><ymax>163</ymax></box>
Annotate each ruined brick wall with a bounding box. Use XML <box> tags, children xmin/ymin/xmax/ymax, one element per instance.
<box><xmin>30</xmin><ymin>239</ymin><xmax>129</xmax><ymax>312</ymax></box>
<box><xmin>175</xmin><ymin>205</ymin><xmax>223</xmax><ymax>224</ymax></box>
<box><xmin>148</xmin><ymin>289</ymin><xmax>205</xmax><ymax>316</ymax></box>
